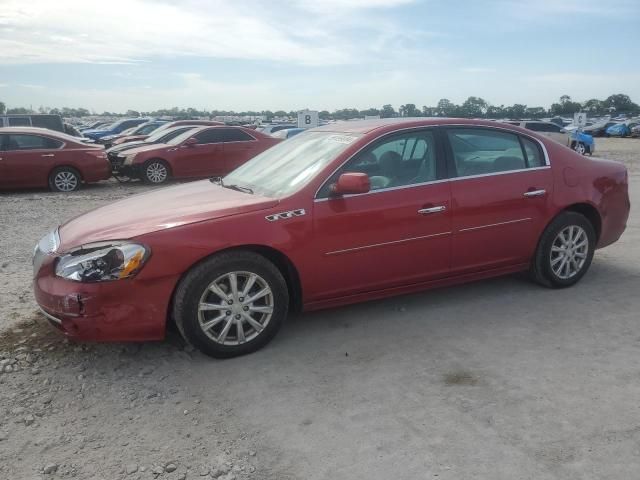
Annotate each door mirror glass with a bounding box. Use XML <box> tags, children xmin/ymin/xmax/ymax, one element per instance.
<box><xmin>331</xmin><ymin>172</ymin><xmax>370</xmax><ymax>195</ymax></box>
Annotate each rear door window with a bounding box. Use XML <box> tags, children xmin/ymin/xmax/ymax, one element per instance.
<box><xmin>521</xmin><ymin>137</ymin><xmax>545</xmax><ymax>167</ymax></box>
<box><xmin>446</xmin><ymin>128</ymin><xmax>527</xmax><ymax>176</ymax></box>
<box><xmin>194</xmin><ymin>128</ymin><xmax>225</xmax><ymax>144</ymax></box>
<box><xmin>223</xmin><ymin>128</ymin><xmax>255</xmax><ymax>142</ymax></box>
<box><xmin>5</xmin><ymin>134</ymin><xmax>63</xmax><ymax>151</ymax></box>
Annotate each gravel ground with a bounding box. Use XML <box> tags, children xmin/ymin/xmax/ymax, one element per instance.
<box><xmin>0</xmin><ymin>137</ymin><xmax>639</xmax><ymax>479</ymax></box>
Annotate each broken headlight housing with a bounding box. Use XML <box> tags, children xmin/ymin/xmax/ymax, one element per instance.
<box><xmin>55</xmin><ymin>242</ymin><xmax>150</xmax><ymax>282</ymax></box>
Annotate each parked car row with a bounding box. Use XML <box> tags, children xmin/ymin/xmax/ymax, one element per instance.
<box><xmin>502</xmin><ymin>120</ymin><xmax>595</xmax><ymax>155</ymax></box>
<box><xmin>0</xmin><ymin>127</ymin><xmax>111</xmax><ymax>192</ymax></box>
<box><xmin>109</xmin><ymin>125</ymin><xmax>279</xmax><ymax>184</ymax></box>
<box><xmin>0</xmin><ymin>123</ymin><xmax>281</xmax><ymax>191</ymax></box>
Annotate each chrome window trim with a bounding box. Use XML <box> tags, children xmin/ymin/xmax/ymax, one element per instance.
<box><xmin>450</xmin><ymin>165</ymin><xmax>551</xmax><ymax>182</ymax></box>
<box><xmin>314</xmin><ymin>177</ymin><xmax>450</xmax><ymax>202</ymax></box>
<box><xmin>325</xmin><ymin>231</ymin><xmax>452</xmax><ymax>256</ymax></box>
<box><xmin>314</xmin><ymin>165</ymin><xmax>551</xmax><ymax>202</ymax></box>
<box><xmin>313</xmin><ymin>123</ymin><xmax>551</xmax><ymax>201</ymax></box>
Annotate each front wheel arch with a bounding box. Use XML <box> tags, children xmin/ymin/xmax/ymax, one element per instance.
<box><xmin>141</xmin><ymin>158</ymin><xmax>172</xmax><ymax>183</ymax></box>
<box><xmin>166</xmin><ymin>245</ymin><xmax>303</xmax><ymax>332</ymax></box>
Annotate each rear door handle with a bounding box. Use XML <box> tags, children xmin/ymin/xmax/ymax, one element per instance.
<box><xmin>523</xmin><ymin>189</ymin><xmax>546</xmax><ymax>198</ymax></box>
<box><xmin>418</xmin><ymin>206</ymin><xmax>446</xmax><ymax>215</ymax></box>
<box><xmin>41</xmin><ymin>154</ymin><xmax>55</xmax><ymax>157</ymax></box>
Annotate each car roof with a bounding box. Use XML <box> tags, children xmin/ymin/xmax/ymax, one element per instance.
<box><xmin>0</xmin><ymin>126</ymin><xmax>72</xmax><ymax>137</ymax></box>
<box><xmin>0</xmin><ymin>126</ymin><xmax>91</xmax><ymax>144</ymax></box>
<box><xmin>312</xmin><ymin>117</ymin><xmax>530</xmax><ymax>135</ymax></box>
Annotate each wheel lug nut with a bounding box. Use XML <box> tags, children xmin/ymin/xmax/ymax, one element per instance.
<box><xmin>243</xmin><ymin>306</ymin><xmax>249</xmax><ymax>311</ymax></box>
<box><xmin>239</xmin><ymin>297</ymin><xmax>244</xmax><ymax>302</ymax></box>
<box><xmin>226</xmin><ymin>311</ymin><xmax>231</xmax><ymax>316</ymax></box>
<box><xmin>228</xmin><ymin>300</ymin><xmax>233</xmax><ymax>305</ymax></box>
<box><xmin>235</xmin><ymin>314</ymin><xmax>241</xmax><ymax>319</ymax></box>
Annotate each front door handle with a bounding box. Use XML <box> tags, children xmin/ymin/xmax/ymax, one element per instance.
<box><xmin>418</xmin><ymin>206</ymin><xmax>446</xmax><ymax>215</ymax></box>
<box><xmin>523</xmin><ymin>189</ymin><xmax>546</xmax><ymax>198</ymax></box>
<box><xmin>41</xmin><ymin>154</ymin><xmax>55</xmax><ymax>157</ymax></box>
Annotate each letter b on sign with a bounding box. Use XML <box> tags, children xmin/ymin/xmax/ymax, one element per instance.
<box><xmin>297</xmin><ymin>111</ymin><xmax>318</xmax><ymax>128</ymax></box>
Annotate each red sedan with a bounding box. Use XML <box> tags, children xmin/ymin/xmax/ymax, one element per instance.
<box><xmin>112</xmin><ymin>125</ymin><xmax>280</xmax><ymax>183</ymax></box>
<box><xmin>0</xmin><ymin>127</ymin><xmax>111</xmax><ymax>192</ymax></box>
<box><xmin>33</xmin><ymin>119</ymin><xmax>629</xmax><ymax>357</ymax></box>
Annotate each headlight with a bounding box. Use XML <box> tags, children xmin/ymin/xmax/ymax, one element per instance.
<box><xmin>55</xmin><ymin>242</ymin><xmax>150</xmax><ymax>282</ymax></box>
<box><xmin>34</xmin><ymin>229</ymin><xmax>60</xmax><ymax>256</ymax></box>
<box><xmin>33</xmin><ymin>229</ymin><xmax>61</xmax><ymax>275</ymax></box>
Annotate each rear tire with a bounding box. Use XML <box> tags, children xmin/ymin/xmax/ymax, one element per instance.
<box><xmin>530</xmin><ymin>212</ymin><xmax>596</xmax><ymax>288</ymax></box>
<box><xmin>48</xmin><ymin>167</ymin><xmax>81</xmax><ymax>192</ymax></box>
<box><xmin>142</xmin><ymin>159</ymin><xmax>170</xmax><ymax>184</ymax></box>
<box><xmin>173</xmin><ymin>251</ymin><xmax>289</xmax><ymax>358</ymax></box>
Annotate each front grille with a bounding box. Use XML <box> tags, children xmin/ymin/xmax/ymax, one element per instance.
<box><xmin>108</xmin><ymin>152</ymin><xmax>125</xmax><ymax>170</ymax></box>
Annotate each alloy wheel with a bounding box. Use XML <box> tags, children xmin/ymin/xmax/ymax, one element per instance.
<box><xmin>574</xmin><ymin>143</ymin><xmax>586</xmax><ymax>155</ymax></box>
<box><xmin>146</xmin><ymin>162</ymin><xmax>168</xmax><ymax>183</ymax></box>
<box><xmin>54</xmin><ymin>171</ymin><xmax>78</xmax><ymax>191</ymax></box>
<box><xmin>550</xmin><ymin>225</ymin><xmax>589</xmax><ymax>279</ymax></box>
<box><xmin>197</xmin><ymin>271</ymin><xmax>274</xmax><ymax>346</ymax></box>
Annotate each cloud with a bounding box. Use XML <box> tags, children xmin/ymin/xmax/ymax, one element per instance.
<box><xmin>460</xmin><ymin>67</ymin><xmax>495</xmax><ymax>73</ymax></box>
<box><xmin>498</xmin><ymin>0</ymin><xmax>637</xmax><ymax>18</ymax></box>
<box><xmin>0</xmin><ymin>0</ymin><xmax>421</xmax><ymax>67</ymax></box>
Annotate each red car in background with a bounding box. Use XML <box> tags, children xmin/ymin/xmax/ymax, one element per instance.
<box><xmin>113</xmin><ymin>125</ymin><xmax>280</xmax><ymax>184</ymax></box>
<box><xmin>0</xmin><ymin>127</ymin><xmax>111</xmax><ymax>192</ymax></box>
<box><xmin>111</xmin><ymin>120</ymin><xmax>223</xmax><ymax>147</ymax></box>
<box><xmin>32</xmin><ymin>119</ymin><xmax>629</xmax><ymax>358</ymax></box>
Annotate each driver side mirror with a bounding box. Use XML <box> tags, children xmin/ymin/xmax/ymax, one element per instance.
<box><xmin>331</xmin><ymin>172</ymin><xmax>370</xmax><ymax>196</ymax></box>
<box><xmin>184</xmin><ymin>137</ymin><xmax>198</xmax><ymax>147</ymax></box>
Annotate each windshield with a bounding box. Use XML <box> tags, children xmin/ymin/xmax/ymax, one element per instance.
<box><xmin>133</xmin><ymin>123</ymin><xmax>161</xmax><ymax>135</ymax></box>
<box><xmin>146</xmin><ymin>126</ymin><xmax>193</xmax><ymax>143</ymax></box>
<box><xmin>223</xmin><ymin>131</ymin><xmax>360</xmax><ymax>197</ymax></box>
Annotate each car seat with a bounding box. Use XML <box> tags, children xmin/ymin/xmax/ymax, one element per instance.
<box><xmin>493</xmin><ymin>156</ymin><xmax>525</xmax><ymax>172</ymax></box>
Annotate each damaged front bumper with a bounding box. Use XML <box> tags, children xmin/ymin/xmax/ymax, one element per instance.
<box><xmin>33</xmin><ymin>252</ymin><xmax>174</xmax><ymax>342</ymax></box>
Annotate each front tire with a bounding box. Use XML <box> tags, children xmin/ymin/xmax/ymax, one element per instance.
<box><xmin>48</xmin><ymin>167</ymin><xmax>81</xmax><ymax>192</ymax></box>
<box><xmin>142</xmin><ymin>159</ymin><xmax>170</xmax><ymax>184</ymax></box>
<box><xmin>530</xmin><ymin>212</ymin><xmax>596</xmax><ymax>288</ymax></box>
<box><xmin>173</xmin><ymin>252</ymin><xmax>289</xmax><ymax>358</ymax></box>
<box><xmin>573</xmin><ymin>142</ymin><xmax>587</xmax><ymax>155</ymax></box>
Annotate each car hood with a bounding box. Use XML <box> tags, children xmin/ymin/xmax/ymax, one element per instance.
<box><xmin>58</xmin><ymin>180</ymin><xmax>279</xmax><ymax>249</ymax></box>
<box><xmin>121</xmin><ymin>143</ymin><xmax>169</xmax><ymax>155</ymax></box>
<box><xmin>83</xmin><ymin>129</ymin><xmax>112</xmax><ymax>136</ymax></box>
<box><xmin>108</xmin><ymin>141</ymin><xmax>146</xmax><ymax>153</ymax></box>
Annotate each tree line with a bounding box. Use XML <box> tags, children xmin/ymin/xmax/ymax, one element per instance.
<box><xmin>0</xmin><ymin>94</ymin><xmax>638</xmax><ymax>121</ymax></box>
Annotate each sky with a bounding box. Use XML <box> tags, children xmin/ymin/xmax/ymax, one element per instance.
<box><xmin>0</xmin><ymin>0</ymin><xmax>639</xmax><ymax>113</ymax></box>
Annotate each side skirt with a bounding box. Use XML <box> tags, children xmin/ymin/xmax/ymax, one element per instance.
<box><xmin>302</xmin><ymin>262</ymin><xmax>530</xmax><ymax>312</ymax></box>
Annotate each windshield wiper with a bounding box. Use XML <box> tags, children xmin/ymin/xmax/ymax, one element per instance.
<box><xmin>210</xmin><ymin>176</ymin><xmax>253</xmax><ymax>194</ymax></box>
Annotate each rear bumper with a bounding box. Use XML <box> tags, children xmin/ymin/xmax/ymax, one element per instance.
<box><xmin>84</xmin><ymin>162</ymin><xmax>112</xmax><ymax>182</ymax></box>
